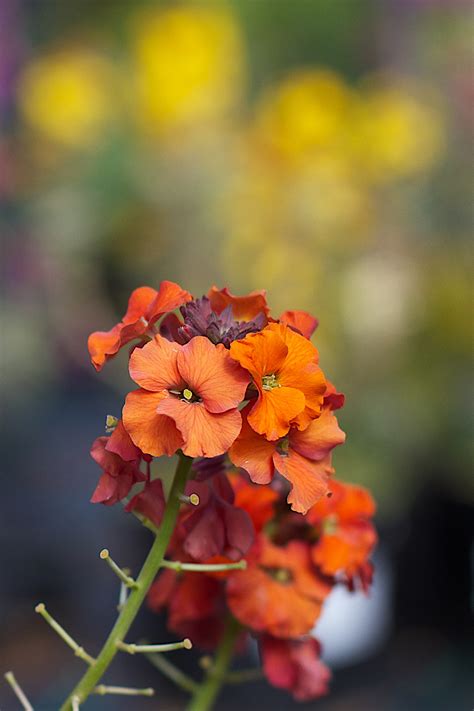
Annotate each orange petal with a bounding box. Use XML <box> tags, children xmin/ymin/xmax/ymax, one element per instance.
<box><xmin>146</xmin><ymin>280</ymin><xmax>193</xmax><ymax>324</ymax></box>
<box><xmin>332</xmin><ymin>481</ymin><xmax>376</xmax><ymax>521</ymax></box>
<box><xmin>229</xmin><ymin>406</ymin><xmax>276</xmax><ymax>484</ymax></box>
<box><xmin>308</xmin><ymin>479</ymin><xmax>376</xmax><ymax>524</ymax></box>
<box><xmin>289</xmin><ymin>408</ymin><xmax>345</xmax><ymax>461</ymax></box>
<box><xmin>122</xmin><ymin>389</ymin><xmax>183</xmax><ymax>457</ymax></box>
<box><xmin>279</xmin><ymin>310</ymin><xmax>319</xmax><ymax>339</ymax></box>
<box><xmin>312</xmin><ymin>522</ymin><xmax>377</xmax><ymax>577</ymax></box>
<box><xmin>248</xmin><ymin>387</ymin><xmax>305</xmax><ymax>441</ymax></box>
<box><xmin>177</xmin><ymin>337</ymin><xmax>250</xmax><ymax>413</ymax></box>
<box><xmin>156</xmin><ymin>398</ymin><xmax>242</xmax><ymax>458</ymax></box>
<box><xmin>230</xmin><ymin>327</ymin><xmax>288</xmax><ymax>382</ymax></box>
<box><xmin>122</xmin><ymin>286</ymin><xmax>158</xmax><ymax>324</ymax></box>
<box><xmin>233</xmin><ymin>484</ymin><xmax>279</xmax><ymax>532</ymax></box>
<box><xmin>129</xmin><ymin>335</ymin><xmax>184</xmax><ymax>392</ymax></box>
<box><xmin>208</xmin><ymin>286</ymin><xmax>270</xmax><ymax>320</ymax></box>
<box><xmin>87</xmin><ymin>324</ymin><xmax>122</xmax><ymax>371</ymax></box>
<box><xmin>227</xmin><ymin>566</ymin><xmax>322</xmax><ymax>638</ymax></box>
<box><xmin>273</xmin><ymin>450</ymin><xmax>333</xmax><ymax>514</ymax></box>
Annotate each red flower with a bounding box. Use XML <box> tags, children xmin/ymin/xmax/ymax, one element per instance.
<box><xmin>176</xmin><ymin>474</ymin><xmax>254</xmax><ymax>561</ymax></box>
<box><xmin>260</xmin><ymin>635</ymin><xmax>331</xmax><ymax>701</ymax></box>
<box><xmin>90</xmin><ymin>420</ymin><xmax>145</xmax><ymax>505</ymax></box>
<box><xmin>226</xmin><ymin>535</ymin><xmax>331</xmax><ymax>638</ymax></box>
<box><xmin>307</xmin><ymin>479</ymin><xmax>377</xmax><ymax>582</ymax></box>
<box><xmin>229</xmin><ymin>405</ymin><xmax>345</xmax><ymax>513</ymax></box>
<box><xmin>88</xmin><ymin>281</ymin><xmax>192</xmax><ymax>371</ymax></box>
<box><xmin>122</xmin><ymin>335</ymin><xmax>250</xmax><ymax>458</ymax></box>
<box><xmin>149</xmin><ymin>570</ymin><xmax>227</xmax><ymax>650</ymax></box>
<box><xmin>230</xmin><ymin>323</ymin><xmax>326</xmax><ymax>440</ymax></box>
<box><xmin>125</xmin><ymin>479</ymin><xmax>165</xmax><ymax>527</ymax></box>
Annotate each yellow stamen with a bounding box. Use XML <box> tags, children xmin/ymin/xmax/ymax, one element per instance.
<box><xmin>183</xmin><ymin>388</ymin><xmax>193</xmax><ymax>401</ymax></box>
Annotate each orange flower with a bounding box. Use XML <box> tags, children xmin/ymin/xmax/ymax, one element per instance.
<box><xmin>230</xmin><ymin>323</ymin><xmax>326</xmax><ymax>440</ymax></box>
<box><xmin>229</xmin><ymin>405</ymin><xmax>345</xmax><ymax>513</ymax></box>
<box><xmin>226</xmin><ymin>535</ymin><xmax>331</xmax><ymax>638</ymax></box>
<box><xmin>307</xmin><ymin>479</ymin><xmax>377</xmax><ymax>579</ymax></box>
<box><xmin>279</xmin><ymin>310</ymin><xmax>319</xmax><ymax>339</ymax></box>
<box><xmin>88</xmin><ymin>280</ymin><xmax>192</xmax><ymax>370</ymax></box>
<box><xmin>122</xmin><ymin>335</ymin><xmax>250</xmax><ymax>458</ymax></box>
<box><xmin>208</xmin><ymin>286</ymin><xmax>270</xmax><ymax>321</ymax></box>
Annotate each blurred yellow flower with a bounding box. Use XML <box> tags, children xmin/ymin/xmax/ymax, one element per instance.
<box><xmin>17</xmin><ymin>49</ymin><xmax>117</xmax><ymax>147</ymax></box>
<box><xmin>254</xmin><ymin>69</ymin><xmax>356</xmax><ymax>165</ymax></box>
<box><xmin>351</xmin><ymin>83</ymin><xmax>444</xmax><ymax>181</ymax></box>
<box><xmin>131</xmin><ymin>5</ymin><xmax>244</xmax><ymax>136</ymax></box>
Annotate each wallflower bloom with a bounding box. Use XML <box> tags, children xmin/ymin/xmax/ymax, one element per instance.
<box><xmin>176</xmin><ymin>474</ymin><xmax>254</xmax><ymax>561</ymax></box>
<box><xmin>229</xmin><ymin>405</ymin><xmax>345</xmax><ymax>513</ymax></box>
<box><xmin>89</xmin><ymin>281</ymin><xmax>192</xmax><ymax>371</ymax></box>
<box><xmin>90</xmin><ymin>420</ymin><xmax>145</xmax><ymax>505</ymax></box>
<box><xmin>230</xmin><ymin>323</ymin><xmax>326</xmax><ymax>440</ymax></box>
<box><xmin>88</xmin><ymin>280</ymin><xmax>192</xmax><ymax>371</ymax></box>
<box><xmin>260</xmin><ymin>636</ymin><xmax>331</xmax><ymax>702</ymax></box>
<box><xmin>307</xmin><ymin>479</ymin><xmax>377</xmax><ymax>581</ymax></box>
<box><xmin>123</xmin><ymin>335</ymin><xmax>250</xmax><ymax>458</ymax></box>
<box><xmin>226</xmin><ymin>536</ymin><xmax>331</xmax><ymax>638</ymax></box>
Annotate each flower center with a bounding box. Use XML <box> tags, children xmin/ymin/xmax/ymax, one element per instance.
<box><xmin>262</xmin><ymin>373</ymin><xmax>280</xmax><ymax>391</ymax></box>
<box><xmin>277</xmin><ymin>436</ymin><xmax>290</xmax><ymax>455</ymax></box>
<box><xmin>261</xmin><ymin>566</ymin><xmax>293</xmax><ymax>584</ymax></box>
<box><xmin>322</xmin><ymin>514</ymin><xmax>339</xmax><ymax>535</ymax></box>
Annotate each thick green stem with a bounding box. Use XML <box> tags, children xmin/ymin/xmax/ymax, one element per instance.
<box><xmin>186</xmin><ymin>617</ymin><xmax>241</xmax><ymax>711</ymax></box>
<box><xmin>60</xmin><ymin>454</ymin><xmax>193</xmax><ymax>710</ymax></box>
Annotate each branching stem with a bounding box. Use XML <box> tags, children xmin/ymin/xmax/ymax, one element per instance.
<box><xmin>59</xmin><ymin>453</ymin><xmax>193</xmax><ymax>710</ymax></box>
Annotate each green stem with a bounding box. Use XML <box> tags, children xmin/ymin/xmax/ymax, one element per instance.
<box><xmin>60</xmin><ymin>453</ymin><xmax>193</xmax><ymax>710</ymax></box>
<box><xmin>186</xmin><ymin>617</ymin><xmax>241</xmax><ymax>711</ymax></box>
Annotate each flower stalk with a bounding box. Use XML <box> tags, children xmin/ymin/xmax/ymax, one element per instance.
<box><xmin>117</xmin><ymin>639</ymin><xmax>192</xmax><ymax>654</ymax></box>
<box><xmin>146</xmin><ymin>652</ymin><xmax>199</xmax><ymax>694</ymax></box>
<box><xmin>34</xmin><ymin>604</ymin><xmax>95</xmax><ymax>665</ymax></box>
<box><xmin>59</xmin><ymin>453</ymin><xmax>193</xmax><ymax>710</ymax></box>
<box><xmin>4</xmin><ymin>672</ymin><xmax>34</xmax><ymax>711</ymax></box>
<box><xmin>99</xmin><ymin>549</ymin><xmax>138</xmax><ymax>588</ymax></box>
<box><xmin>93</xmin><ymin>684</ymin><xmax>155</xmax><ymax>696</ymax></box>
<box><xmin>162</xmin><ymin>559</ymin><xmax>246</xmax><ymax>573</ymax></box>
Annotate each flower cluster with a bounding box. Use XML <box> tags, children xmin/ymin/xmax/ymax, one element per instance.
<box><xmin>88</xmin><ymin>282</ymin><xmax>377</xmax><ymax>703</ymax></box>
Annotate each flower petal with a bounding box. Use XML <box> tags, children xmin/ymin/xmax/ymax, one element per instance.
<box><xmin>146</xmin><ymin>280</ymin><xmax>193</xmax><ymax>324</ymax></box>
<box><xmin>129</xmin><ymin>335</ymin><xmax>184</xmax><ymax>392</ymax></box>
<box><xmin>273</xmin><ymin>450</ymin><xmax>333</xmax><ymax>514</ymax></box>
<box><xmin>289</xmin><ymin>408</ymin><xmax>345</xmax><ymax>461</ymax></box>
<box><xmin>87</xmin><ymin>324</ymin><xmax>122</xmax><ymax>371</ymax></box>
<box><xmin>105</xmin><ymin>419</ymin><xmax>141</xmax><ymax>461</ymax></box>
<box><xmin>279</xmin><ymin>310</ymin><xmax>319</xmax><ymax>339</ymax></box>
<box><xmin>208</xmin><ymin>286</ymin><xmax>269</xmax><ymax>320</ymax></box>
<box><xmin>248</xmin><ymin>387</ymin><xmax>305</xmax><ymax>441</ymax></box>
<box><xmin>177</xmin><ymin>337</ymin><xmax>250</xmax><ymax>413</ymax></box>
<box><xmin>122</xmin><ymin>389</ymin><xmax>183</xmax><ymax>457</ymax></box>
<box><xmin>228</xmin><ymin>407</ymin><xmax>276</xmax><ymax>484</ymax></box>
<box><xmin>230</xmin><ymin>328</ymin><xmax>288</xmax><ymax>382</ymax></box>
<box><xmin>122</xmin><ymin>286</ymin><xmax>158</xmax><ymax>324</ymax></box>
<box><xmin>156</xmin><ymin>398</ymin><xmax>242</xmax><ymax>458</ymax></box>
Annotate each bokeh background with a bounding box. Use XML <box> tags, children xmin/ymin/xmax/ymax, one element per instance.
<box><xmin>1</xmin><ymin>0</ymin><xmax>472</xmax><ymax>709</ymax></box>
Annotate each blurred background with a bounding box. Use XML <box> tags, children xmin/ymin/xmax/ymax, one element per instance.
<box><xmin>1</xmin><ymin>0</ymin><xmax>472</xmax><ymax>708</ymax></box>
